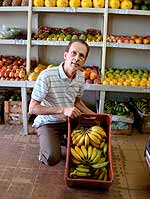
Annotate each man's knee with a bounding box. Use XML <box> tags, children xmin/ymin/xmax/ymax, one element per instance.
<box><xmin>39</xmin><ymin>151</ymin><xmax>61</xmax><ymax>166</ymax></box>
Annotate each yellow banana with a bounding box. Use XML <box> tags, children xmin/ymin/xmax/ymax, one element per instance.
<box><xmin>90</xmin><ymin>147</ymin><xmax>98</xmax><ymax>161</ymax></box>
<box><xmin>81</xmin><ymin>145</ymin><xmax>88</xmax><ymax>159</ymax></box>
<box><xmin>71</xmin><ymin>129</ymin><xmax>82</xmax><ymax>137</ymax></box>
<box><xmin>88</xmin><ymin>130</ymin><xmax>102</xmax><ymax>140</ymax></box>
<box><xmin>92</xmin><ymin>150</ymin><xmax>102</xmax><ymax>164</ymax></box>
<box><xmin>88</xmin><ymin>145</ymin><xmax>93</xmax><ymax>160</ymax></box>
<box><xmin>88</xmin><ymin>132</ymin><xmax>101</xmax><ymax>145</ymax></box>
<box><xmin>89</xmin><ymin>138</ymin><xmax>100</xmax><ymax>148</ymax></box>
<box><xmin>71</xmin><ymin>157</ymin><xmax>81</xmax><ymax>165</ymax></box>
<box><xmin>84</xmin><ymin>133</ymin><xmax>90</xmax><ymax>147</ymax></box>
<box><xmin>76</xmin><ymin>134</ymin><xmax>85</xmax><ymax>147</ymax></box>
<box><xmin>72</xmin><ymin>133</ymin><xmax>83</xmax><ymax>145</ymax></box>
<box><xmin>71</xmin><ymin>147</ymin><xmax>82</xmax><ymax>161</ymax></box>
<box><xmin>75</xmin><ymin>146</ymin><xmax>85</xmax><ymax>159</ymax></box>
<box><xmin>89</xmin><ymin>126</ymin><xmax>107</xmax><ymax>138</ymax></box>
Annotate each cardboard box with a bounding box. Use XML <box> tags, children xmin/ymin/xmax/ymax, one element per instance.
<box><xmin>64</xmin><ymin>113</ymin><xmax>113</xmax><ymax>190</ymax></box>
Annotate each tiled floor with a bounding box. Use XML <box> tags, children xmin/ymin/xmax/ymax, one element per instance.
<box><xmin>0</xmin><ymin>125</ymin><xmax>150</xmax><ymax>199</ymax></box>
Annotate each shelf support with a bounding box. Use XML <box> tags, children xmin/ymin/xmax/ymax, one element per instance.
<box><xmin>21</xmin><ymin>87</ymin><xmax>28</xmax><ymax>135</ymax></box>
<box><xmin>98</xmin><ymin>91</ymin><xmax>105</xmax><ymax>113</ymax></box>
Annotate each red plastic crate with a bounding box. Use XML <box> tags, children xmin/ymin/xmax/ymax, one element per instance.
<box><xmin>64</xmin><ymin>113</ymin><xmax>113</xmax><ymax>190</ymax></box>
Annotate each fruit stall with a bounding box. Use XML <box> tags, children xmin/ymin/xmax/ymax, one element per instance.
<box><xmin>0</xmin><ymin>0</ymin><xmax>150</xmax><ymax>136</ymax></box>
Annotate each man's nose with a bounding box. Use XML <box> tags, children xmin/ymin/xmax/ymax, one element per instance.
<box><xmin>74</xmin><ymin>54</ymin><xmax>80</xmax><ymax>61</ymax></box>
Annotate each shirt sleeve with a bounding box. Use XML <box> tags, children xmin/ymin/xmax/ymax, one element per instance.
<box><xmin>31</xmin><ymin>70</ymin><xmax>50</xmax><ymax>102</ymax></box>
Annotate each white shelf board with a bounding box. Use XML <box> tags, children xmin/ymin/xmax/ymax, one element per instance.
<box><xmin>107</xmin><ymin>42</ymin><xmax>150</xmax><ymax>50</ymax></box>
<box><xmin>84</xmin><ymin>84</ymin><xmax>150</xmax><ymax>93</ymax></box>
<box><xmin>32</xmin><ymin>7</ymin><xmax>104</xmax><ymax>13</ymax></box>
<box><xmin>0</xmin><ymin>80</ymin><xmax>26</xmax><ymax>87</ymax></box>
<box><xmin>26</xmin><ymin>81</ymin><xmax>35</xmax><ymax>88</ymax></box>
<box><xmin>31</xmin><ymin>40</ymin><xmax>103</xmax><ymax>47</ymax></box>
<box><xmin>0</xmin><ymin>39</ymin><xmax>27</xmax><ymax>45</ymax></box>
<box><xmin>0</xmin><ymin>6</ymin><xmax>28</xmax><ymax>12</ymax></box>
<box><xmin>109</xmin><ymin>8</ymin><xmax>150</xmax><ymax>16</ymax></box>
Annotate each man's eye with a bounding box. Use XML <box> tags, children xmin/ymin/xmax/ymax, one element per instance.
<box><xmin>71</xmin><ymin>51</ymin><xmax>76</xmax><ymax>56</ymax></box>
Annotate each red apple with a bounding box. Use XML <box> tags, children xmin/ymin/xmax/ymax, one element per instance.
<box><xmin>85</xmin><ymin>79</ymin><xmax>93</xmax><ymax>84</ymax></box>
<box><xmin>94</xmin><ymin>78</ymin><xmax>101</xmax><ymax>84</ymax></box>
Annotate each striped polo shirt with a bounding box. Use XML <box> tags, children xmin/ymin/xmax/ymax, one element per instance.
<box><xmin>32</xmin><ymin>62</ymin><xmax>84</xmax><ymax>128</ymax></box>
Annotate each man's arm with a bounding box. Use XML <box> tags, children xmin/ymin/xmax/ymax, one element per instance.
<box><xmin>29</xmin><ymin>98</ymin><xmax>82</xmax><ymax>118</ymax></box>
<box><xmin>74</xmin><ymin>98</ymin><xmax>96</xmax><ymax>114</ymax></box>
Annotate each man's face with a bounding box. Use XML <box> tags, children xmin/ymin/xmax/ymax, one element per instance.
<box><xmin>64</xmin><ymin>42</ymin><xmax>87</xmax><ymax>72</ymax></box>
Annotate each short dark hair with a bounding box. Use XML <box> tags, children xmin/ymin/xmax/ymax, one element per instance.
<box><xmin>65</xmin><ymin>39</ymin><xmax>90</xmax><ymax>58</ymax></box>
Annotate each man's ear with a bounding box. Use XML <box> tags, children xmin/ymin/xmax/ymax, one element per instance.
<box><xmin>64</xmin><ymin>52</ymin><xmax>67</xmax><ymax>60</ymax></box>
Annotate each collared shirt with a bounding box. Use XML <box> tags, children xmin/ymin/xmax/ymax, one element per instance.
<box><xmin>31</xmin><ymin>62</ymin><xmax>84</xmax><ymax>128</ymax></box>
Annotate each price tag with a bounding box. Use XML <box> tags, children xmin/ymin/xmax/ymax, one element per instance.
<box><xmin>15</xmin><ymin>40</ymin><xmax>22</xmax><ymax>45</ymax></box>
<box><xmin>122</xmin><ymin>9</ymin><xmax>129</xmax><ymax>14</ymax></box>
<box><xmin>64</xmin><ymin>7</ymin><xmax>76</xmax><ymax>13</ymax></box>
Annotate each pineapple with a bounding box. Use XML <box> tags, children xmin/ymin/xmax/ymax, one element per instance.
<box><xmin>57</xmin><ymin>0</ymin><xmax>68</xmax><ymax>7</ymax></box>
<box><xmin>45</xmin><ymin>0</ymin><xmax>56</xmax><ymax>7</ymax></box>
<box><xmin>81</xmin><ymin>0</ymin><xmax>92</xmax><ymax>8</ymax></box>
<box><xmin>69</xmin><ymin>0</ymin><xmax>80</xmax><ymax>8</ymax></box>
<box><xmin>93</xmin><ymin>0</ymin><xmax>105</xmax><ymax>8</ymax></box>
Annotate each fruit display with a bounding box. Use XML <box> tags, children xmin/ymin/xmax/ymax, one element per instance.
<box><xmin>130</xmin><ymin>98</ymin><xmax>150</xmax><ymax>114</ymax></box>
<box><xmin>28</xmin><ymin>63</ymin><xmax>56</xmax><ymax>81</ymax></box>
<box><xmin>104</xmin><ymin>100</ymin><xmax>130</xmax><ymax>116</ymax></box>
<box><xmin>102</xmin><ymin>68</ymin><xmax>150</xmax><ymax>87</ymax></box>
<box><xmin>32</xmin><ymin>26</ymin><xmax>102</xmax><ymax>42</ymax></box>
<box><xmin>0</xmin><ymin>27</ymin><xmax>27</xmax><ymax>40</ymax></box>
<box><xmin>0</xmin><ymin>0</ymin><xmax>28</xmax><ymax>6</ymax></box>
<box><xmin>82</xmin><ymin>66</ymin><xmax>101</xmax><ymax>84</ymax></box>
<box><xmin>0</xmin><ymin>55</ymin><xmax>28</xmax><ymax>81</ymax></box>
<box><xmin>107</xmin><ymin>35</ymin><xmax>150</xmax><ymax>44</ymax></box>
<box><xmin>109</xmin><ymin>0</ymin><xmax>150</xmax><ymax>10</ymax></box>
<box><xmin>32</xmin><ymin>0</ymin><xmax>105</xmax><ymax>7</ymax></box>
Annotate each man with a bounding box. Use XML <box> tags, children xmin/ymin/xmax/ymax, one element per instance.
<box><xmin>29</xmin><ymin>39</ymin><xmax>95</xmax><ymax>166</ymax></box>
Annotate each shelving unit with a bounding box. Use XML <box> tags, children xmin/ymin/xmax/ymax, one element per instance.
<box><xmin>0</xmin><ymin>0</ymin><xmax>150</xmax><ymax>134</ymax></box>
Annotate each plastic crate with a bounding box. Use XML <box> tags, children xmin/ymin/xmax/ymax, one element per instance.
<box><xmin>64</xmin><ymin>113</ymin><xmax>113</xmax><ymax>190</ymax></box>
<box><xmin>4</xmin><ymin>101</ymin><xmax>22</xmax><ymax>124</ymax></box>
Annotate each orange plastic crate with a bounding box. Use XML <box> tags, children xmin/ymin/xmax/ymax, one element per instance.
<box><xmin>64</xmin><ymin>113</ymin><xmax>113</xmax><ymax>190</ymax></box>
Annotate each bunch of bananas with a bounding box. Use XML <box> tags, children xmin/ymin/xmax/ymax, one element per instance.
<box><xmin>70</xmin><ymin>142</ymin><xmax>109</xmax><ymax>180</ymax></box>
<box><xmin>104</xmin><ymin>100</ymin><xmax>130</xmax><ymax>117</ymax></box>
<box><xmin>71</xmin><ymin>125</ymin><xmax>107</xmax><ymax>148</ymax></box>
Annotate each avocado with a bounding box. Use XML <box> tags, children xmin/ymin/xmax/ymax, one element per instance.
<box><xmin>141</xmin><ymin>4</ymin><xmax>148</xmax><ymax>10</ymax></box>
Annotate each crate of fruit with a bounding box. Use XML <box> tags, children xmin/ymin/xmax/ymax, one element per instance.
<box><xmin>64</xmin><ymin>113</ymin><xmax>113</xmax><ymax>189</ymax></box>
<box><xmin>104</xmin><ymin>100</ymin><xmax>134</xmax><ymax>135</ymax></box>
<box><xmin>129</xmin><ymin>98</ymin><xmax>150</xmax><ymax>133</ymax></box>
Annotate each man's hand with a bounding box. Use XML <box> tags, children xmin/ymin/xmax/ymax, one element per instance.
<box><xmin>63</xmin><ymin>107</ymin><xmax>81</xmax><ymax>118</ymax></box>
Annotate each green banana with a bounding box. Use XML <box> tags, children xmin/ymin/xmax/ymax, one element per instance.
<box><xmin>76</xmin><ymin>167</ymin><xmax>90</xmax><ymax>173</ymax></box>
<box><xmin>103</xmin><ymin>143</ymin><xmax>107</xmax><ymax>154</ymax></box>
<box><xmin>92</xmin><ymin>150</ymin><xmax>102</xmax><ymax>164</ymax></box>
<box><xmin>92</xmin><ymin>161</ymin><xmax>109</xmax><ymax>169</ymax></box>
<box><xmin>75</xmin><ymin>171</ymin><xmax>91</xmax><ymax>177</ymax></box>
<box><xmin>90</xmin><ymin>147</ymin><xmax>97</xmax><ymax>161</ymax></box>
<box><xmin>100</xmin><ymin>141</ymin><xmax>105</xmax><ymax>149</ymax></box>
<box><xmin>98</xmin><ymin>170</ymin><xmax>105</xmax><ymax>180</ymax></box>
